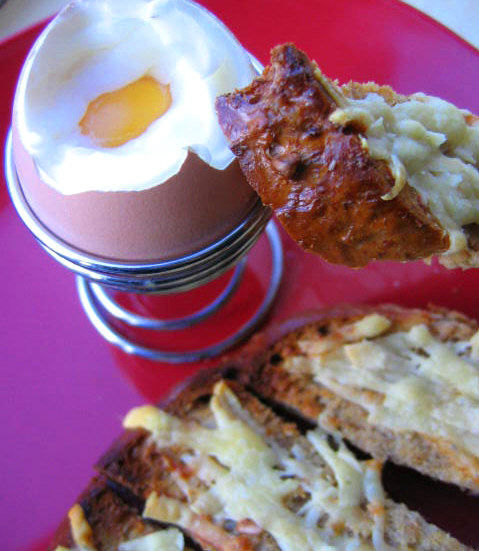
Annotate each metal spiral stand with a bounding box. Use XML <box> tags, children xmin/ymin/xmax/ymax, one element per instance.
<box><xmin>5</xmin><ymin>130</ymin><xmax>284</xmax><ymax>362</ymax></box>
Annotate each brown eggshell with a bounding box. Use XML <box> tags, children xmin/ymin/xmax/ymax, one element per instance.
<box><xmin>12</xmin><ymin>124</ymin><xmax>258</xmax><ymax>262</ymax></box>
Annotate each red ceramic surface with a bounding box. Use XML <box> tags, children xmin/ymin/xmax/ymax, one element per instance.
<box><xmin>1</xmin><ymin>1</ymin><xmax>479</xmax><ymax>550</ymax></box>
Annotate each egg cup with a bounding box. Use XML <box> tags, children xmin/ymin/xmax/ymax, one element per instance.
<box><xmin>5</xmin><ymin>130</ymin><xmax>283</xmax><ymax>362</ymax></box>
<box><xmin>7</xmin><ymin>0</ymin><xmax>284</xmax><ymax>362</ymax></box>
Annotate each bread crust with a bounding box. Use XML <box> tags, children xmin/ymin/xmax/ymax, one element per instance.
<box><xmin>47</xmin><ymin>477</ymin><xmax>154</xmax><ymax>551</ymax></box>
<box><xmin>229</xmin><ymin>303</ymin><xmax>479</xmax><ymax>492</ymax></box>
<box><xmin>216</xmin><ymin>44</ymin><xmax>454</xmax><ymax>267</ymax></box>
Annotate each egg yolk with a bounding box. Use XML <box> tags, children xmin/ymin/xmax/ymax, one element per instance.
<box><xmin>79</xmin><ymin>76</ymin><xmax>171</xmax><ymax>148</ymax></box>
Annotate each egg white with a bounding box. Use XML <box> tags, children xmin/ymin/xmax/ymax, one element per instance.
<box><xmin>14</xmin><ymin>0</ymin><xmax>257</xmax><ymax>194</ymax></box>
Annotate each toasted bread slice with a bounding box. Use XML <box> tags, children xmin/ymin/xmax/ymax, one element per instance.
<box><xmin>97</xmin><ymin>375</ymin><xmax>470</xmax><ymax>551</ymax></box>
<box><xmin>48</xmin><ymin>304</ymin><xmax>479</xmax><ymax>551</ymax></box>
<box><xmin>216</xmin><ymin>44</ymin><xmax>479</xmax><ymax>268</ymax></box>
<box><xmin>230</xmin><ymin>304</ymin><xmax>479</xmax><ymax>492</ymax></box>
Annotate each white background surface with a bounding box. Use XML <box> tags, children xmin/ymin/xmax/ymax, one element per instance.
<box><xmin>0</xmin><ymin>0</ymin><xmax>478</xmax><ymax>49</ymax></box>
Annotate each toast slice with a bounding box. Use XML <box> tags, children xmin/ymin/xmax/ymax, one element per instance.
<box><xmin>230</xmin><ymin>304</ymin><xmax>479</xmax><ymax>492</ymax></box>
<box><xmin>48</xmin><ymin>304</ymin><xmax>479</xmax><ymax>551</ymax></box>
<box><xmin>96</xmin><ymin>375</ymin><xmax>470</xmax><ymax>551</ymax></box>
<box><xmin>216</xmin><ymin>44</ymin><xmax>479</xmax><ymax>268</ymax></box>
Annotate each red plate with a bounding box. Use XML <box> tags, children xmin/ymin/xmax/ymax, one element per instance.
<box><xmin>1</xmin><ymin>1</ymin><xmax>479</xmax><ymax>550</ymax></box>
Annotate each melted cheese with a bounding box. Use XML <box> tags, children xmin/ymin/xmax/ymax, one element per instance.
<box><xmin>363</xmin><ymin>461</ymin><xmax>390</xmax><ymax>551</ymax></box>
<box><xmin>298</xmin><ymin>315</ymin><xmax>392</xmax><ymax>358</ymax></box>
<box><xmin>118</xmin><ymin>529</ymin><xmax>184</xmax><ymax>551</ymax></box>
<box><xmin>468</xmin><ymin>329</ymin><xmax>479</xmax><ymax>361</ymax></box>
<box><xmin>351</xmin><ymin>314</ymin><xmax>392</xmax><ymax>339</ymax></box>
<box><xmin>144</xmin><ymin>494</ymin><xmax>195</xmax><ymax>528</ymax></box>
<box><xmin>292</xmin><ymin>317</ymin><xmax>479</xmax><ymax>457</ymax></box>
<box><xmin>330</xmin><ymin>92</ymin><xmax>479</xmax><ymax>257</ymax></box>
<box><xmin>308</xmin><ymin>432</ymin><xmax>363</xmax><ymax>513</ymax></box>
<box><xmin>144</xmin><ymin>492</ymin><xmax>254</xmax><ymax>551</ymax></box>
<box><xmin>127</xmin><ymin>382</ymin><xmax>389</xmax><ymax>551</ymax></box>
<box><xmin>68</xmin><ymin>504</ymin><xmax>95</xmax><ymax>550</ymax></box>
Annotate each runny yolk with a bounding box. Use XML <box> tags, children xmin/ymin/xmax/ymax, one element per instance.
<box><xmin>79</xmin><ymin>75</ymin><xmax>172</xmax><ymax>148</ymax></box>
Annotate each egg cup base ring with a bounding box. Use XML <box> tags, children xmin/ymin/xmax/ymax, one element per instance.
<box><xmin>76</xmin><ymin>220</ymin><xmax>283</xmax><ymax>363</ymax></box>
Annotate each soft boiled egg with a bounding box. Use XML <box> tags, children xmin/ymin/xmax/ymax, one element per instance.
<box><xmin>12</xmin><ymin>0</ymin><xmax>258</xmax><ymax>261</ymax></box>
